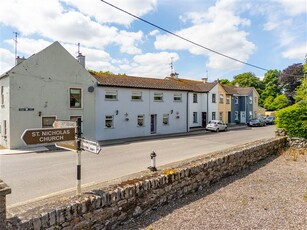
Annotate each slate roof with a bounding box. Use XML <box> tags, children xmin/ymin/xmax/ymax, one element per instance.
<box><xmin>91</xmin><ymin>73</ymin><xmax>218</xmax><ymax>92</ymax></box>
<box><xmin>222</xmin><ymin>85</ymin><xmax>254</xmax><ymax>96</ymax></box>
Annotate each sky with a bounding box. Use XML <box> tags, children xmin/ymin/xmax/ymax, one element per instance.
<box><xmin>0</xmin><ymin>0</ymin><xmax>306</xmax><ymax>81</ymax></box>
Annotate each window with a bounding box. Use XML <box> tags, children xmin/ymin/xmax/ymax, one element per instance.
<box><xmin>42</xmin><ymin>116</ymin><xmax>56</xmax><ymax>128</ymax></box>
<box><xmin>212</xmin><ymin>94</ymin><xmax>216</xmax><ymax>103</ymax></box>
<box><xmin>105</xmin><ymin>115</ymin><xmax>114</xmax><ymax>128</ymax></box>
<box><xmin>219</xmin><ymin>94</ymin><xmax>224</xmax><ymax>104</ymax></box>
<box><xmin>163</xmin><ymin>114</ymin><xmax>169</xmax><ymax>125</ymax></box>
<box><xmin>154</xmin><ymin>93</ymin><xmax>163</xmax><ymax>101</ymax></box>
<box><xmin>132</xmin><ymin>91</ymin><xmax>142</xmax><ymax>101</ymax></box>
<box><xmin>235</xmin><ymin>111</ymin><xmax>239</xmax><ymax>120</ymax></box>
<box><xmin>249</xmin><ymin>111</ymin><xmax>253</xmax><ymax>119</ymax></box>
<box><xmin>70</xmin><ymin>88</ymin><xmax>82</xmax><ymax>108</ymax></box>
<box><xmin>1</xmin><ymin>86</ymin><xmax>4</xmax><ymax>105</ymax></box>
<box><xmin>226</xmin><ymin>95</ymin><xmax>230</xmax><ymax>104</ymax></box>
<box><xmin>212</xmin><ymin>112</ymin><xmax>216</xmax><ymax>120</ymax></box>
<box><xmin>137</xmin><ymin>115</ymin><xmax>144</xmax><ymax>127</ymax></box>
<box><xmin>174</xmin><ymin>93</ymin><xmax>182</xmax><ymax>102</ymax></box>
<box><xmin>70</xmin><ymin>116</ymin><xmax>81</xmax><ymax>122</ymax></box>
<box><xmin>193</xmin><ymin>112</ymin><xmax>198</xmax><ymax>123</ymax></box>
<box><xmin>235</xmin><ymin>96</ymin><xmax>238</xmax><ymax>104</ymax></box>
<box><xmin>105</xmin><ymin>90</ymin><xmax>118</xmax><ymax>100</ymax></box>
<box><xmin>254</xmin><ymin>97</ymin><xmax>258</xmax><ymax>104</ymax></box>
<box><xmin>249</xmin><ymin>96</ymin><xmax>252</xmax><ymax>104</ymax></box>
<box><xmin>193</xmin><ymin>93</ymin><xmax>198</xmax><ymax>103</ymax></box>
<box><xmin>219</xmin><ymin>112</ymin><xmax>223</xmax><ymax>121</ymax></box>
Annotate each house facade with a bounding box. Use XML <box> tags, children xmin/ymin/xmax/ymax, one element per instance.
<box><xmin>0</xmin><ymin>42</ymin><xmax>97</xmax><ymax>149</ymax></box>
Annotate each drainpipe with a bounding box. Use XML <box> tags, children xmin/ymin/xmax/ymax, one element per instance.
<box><xmin>206</xmin><ymin>92</ymin><xmax>209</xmax><ymax>125</ymax></box>
<box><xmin>186</xmin><ymin>92</ymin><xmax>189</xmax><ymax>132</ymax></box>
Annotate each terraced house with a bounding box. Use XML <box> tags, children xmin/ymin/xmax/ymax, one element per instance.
<box><xmin>0</xmin><ymin>41</ymin><xmax>260</xmax><ymax>149</ymax></box>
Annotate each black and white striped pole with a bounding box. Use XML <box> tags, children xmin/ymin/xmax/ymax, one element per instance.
<box><xmin>148</xmin><ymin>150</ymin><xmax>157</xmax><ymax>172</ymax></box>
<box><xmin>76</xmin><ymin>118</ymin><xmax>82</xmax><ymax>195</ymax></box>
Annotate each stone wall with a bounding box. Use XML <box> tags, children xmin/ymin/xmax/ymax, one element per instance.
<box><xmin>6</xmin><ymin>137</ymin><xmax>286</xmax><ymax>229</ymax></box>
<box><xmin>0</xmin><ymin>179</ymin><xmax>11</xmax><ymax>230</ymax></box>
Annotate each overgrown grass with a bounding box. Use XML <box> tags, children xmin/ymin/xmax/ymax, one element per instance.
<box><xmin>282</xmin><ymin>147</ymin><xmax>306</xmax><ymax>161</ymax></box>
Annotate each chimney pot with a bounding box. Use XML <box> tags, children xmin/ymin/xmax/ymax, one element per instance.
<box><xmin>77</xmin><ymin>53</ymin><xmax>85</xmax><ymax>68</ymax></box>
<box><xmin>16</xmin><ymin>56</ymin><xmax>26</xmax><ymax>65</ymax></box>
<box><xmin>202</xmin><ymin>77</ymin><xmax>208</xmax><ymax>83</ymax></box>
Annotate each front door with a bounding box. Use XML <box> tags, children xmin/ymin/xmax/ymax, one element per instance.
<box><xmin>240</xmin><ymin>111</ymin><xmax>246</xmax><ymax>123</ymax></box>
<box><xmin>150</xmin><ymin>114</ymin><xmax>157</xmax><ymax>133</ymax></box>
<box><xmin>228</xmin><ymin>111</ymin><xmax>231</xmax><ymax>123</ymax></box>
<box><xmin>202</xmin><ymin>112</ymin><xmax>207</xmax><ymax>128</ymax></box>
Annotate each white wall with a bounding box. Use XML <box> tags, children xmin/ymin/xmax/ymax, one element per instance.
<box><xmin>0</xmin><ymin>76</ymin><xmax>10</xmax><ymax>148</ymax></box>
<box><xmin>188</xmin><ymin>92</ymin><xmax>208</xmax><ymax>128</ymax></box>
<box><xmin>7</xmin><ymin>42</ymin><xmax>96</xmax><ymax>149</ymax></box>
<box><xmin>95</xmin><ymin>87</ymin><xmax>188</xmax><ymax>140</ymax></box>
<box><xmin>207</xmin><ymin>84</ymin><xmax>218</xmax><ymax>121</ymax></box>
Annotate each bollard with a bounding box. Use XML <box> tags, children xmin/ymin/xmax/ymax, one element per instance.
<box><xmin>0</xmin><ymin>179</ymin><xmax>11</xmax><ymax>230</ymax></box>
<box><xmin>148</xmin><ymin>150</ymin><xmax>157</xmax><ymax>172</ymax></box>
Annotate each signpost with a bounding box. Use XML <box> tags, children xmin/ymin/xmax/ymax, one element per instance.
<box><xmin>21</xmin><ymin>118</ymin><xmax>101</xmax><ymax>196</ymax></box>
<box><xmin>81</xmin><ymin>138</ymin><xmax>101</xmax><ymax>154</ymax></box>
<box><xmin>21</xmin><ymin>127</ymin><xmax>75</xmax><ymax>145</ymax></box>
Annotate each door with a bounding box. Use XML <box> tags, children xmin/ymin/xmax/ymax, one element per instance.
<box><xmin>240</xmin><ymin>111</ymin><xmax>246</xmax><ymax>123</ymax></box>
<box><xmin>202</xmin><ymin>112</ymin><xmax>207</xmax><ymax>128</ymax></box>
<box><xmin>150</xmin><ymin>114</ymin><xmax>157</xmax><ymax>134</ymax></box>
<box><xmin>228</xmin><ymin>111</ymin><xmax>231</xmax><ymax>123</ymax></box>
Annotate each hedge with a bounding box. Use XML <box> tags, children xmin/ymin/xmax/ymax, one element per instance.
<box><xmin>276</xmin><ymin>102</ymin><xmax>307</xmax><ymax>138</ymax></box>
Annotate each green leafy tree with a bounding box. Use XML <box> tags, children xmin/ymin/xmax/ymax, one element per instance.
<box><xmin>263</xmin><ymin>96</ymin><xmax>275</xmax><ymax>110</ymax></box>
<box><xmin>261</xmin><ymin>70</ymin><xmax>282</xmax><ymax>103</ymax></box>
<box><xmin>279</xmin><ymin>63</ymin><xmax>304</xmax><ymax>104</ymax></box>
<box><xmin>232</xmin><ymin>72</ymin><xmax>265</xmax><ymax>97</ymax></box>
<box><xmin>295</xmin><ymin>78</ymin><xmax>307</xmax><ymax>103</ymax></box>
<box><xmin>219</xmin><ymin>79</ymin><xmax>231</xmax><ymax>85</ymax></box>
<box><xmin>271</xmin><ymin>94</ymin><xmax>288</xmax><ymax>110</ymax></box>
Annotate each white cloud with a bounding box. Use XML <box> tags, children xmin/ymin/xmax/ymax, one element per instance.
<box><xmin>0</xmin><ymin>48</ymin><xmax>15</xmax><ymax>73</ymax></box>
<box><xmin>282</xmin><ymin>43</ymin><xmax>307</xmax><ymax>60</ymax></box>
<box><xmin>154</xmin><ymin>0</ymin><xmax>255</xmax><ymax>70</ymax></box>
<box><xmin>275</xmin><ymin>0</ymin><xmax>307</xmax><ymax>16</ymax></box>
<box><xmin>61</xmin><ymin>0</ymin><xmax>157</xmax><ymax>26</ymax></box>
<box><xmin>0</xmin><ymin>0</ymin><xmax>144</xmax><ymax>54</ymax></box>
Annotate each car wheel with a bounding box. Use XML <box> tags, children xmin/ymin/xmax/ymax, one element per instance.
<box><xmin>224</xmin><ymin>127</ymin><xmax>227</xmax><ymax>131</ymax></box>
<box><xmin>216</xmin><ymin>128</ymin><xmax>219</xmax><ymax>132</ymax></box>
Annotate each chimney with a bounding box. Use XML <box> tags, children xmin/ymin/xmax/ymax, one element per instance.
<box><xmin>170</xmin><ymin>72</ymin><xmax>179</xmax><ymax>80</ymax></box>
<box><xmin>16</xmin><ymin>56</ymin><xmax>26</xmax><ymax>65</ymax></box>
<box><xmin>202</xmin><ymin>77</ymin><xmax>208</xmax><ymax>83</ymax></box>
<box><xmin>77</xmin><ymin>53</ymin><xmax>85</xmax><ymax>68</ymax></box>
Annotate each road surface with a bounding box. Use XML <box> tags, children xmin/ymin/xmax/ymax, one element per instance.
<box><xmin>0</xmin><ymin>126</ymin><xmax>275</xmax><ymax>206</ymax></box>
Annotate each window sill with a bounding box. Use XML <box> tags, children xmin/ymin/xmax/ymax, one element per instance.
<box><xmin>105</xmin><ymin>99</ymin><xmax>118</xmax><ymax>101</ymax></box>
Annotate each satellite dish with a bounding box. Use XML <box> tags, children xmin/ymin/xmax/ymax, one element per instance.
<box><xmin>88</xmin><ymin>86</ymin><xmax>94</xmax><ymax>93</ymax></box>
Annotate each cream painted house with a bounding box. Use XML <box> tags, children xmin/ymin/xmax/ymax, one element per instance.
<box><xmin>0</xmin><ymin>42</ymin><xmax>97</xmax><ymax>149</ymax></box>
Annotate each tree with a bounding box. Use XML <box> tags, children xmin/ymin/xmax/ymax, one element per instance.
<box><xmin>279</xmin><ymin>63</ymin><xmax>304</xmax><ymax>104</ymax></box>
<box><xmin>261</xmin><ymin>70</ymin><xmax>282</xmax><ymax>100</ymax></box>
<box><xmin>295</xmin><ymin>78</ymin><xmax>307</xmax><ymax>103</ymax></box>
<box><xmin>271</xmin><ymin>94</ymin><xmax>288</xmax><ymax>110</ymax></box>
<box><xmin>232</xmin><ymin>72</ymin><xmax>265</xmax><ymax>96</ymax></box>
<box><xmin>263</xmin><ymin>96</ymin><xmax>275</xmax><ymax>110</ymax></box>
<box><xmin>219</xmin><ymin>79</ymin><xmax>231</xmax><ymax>85</ymax></box>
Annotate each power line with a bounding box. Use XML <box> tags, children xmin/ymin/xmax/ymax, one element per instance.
<box><xmin>100</xmin><ymin>0</ymin><xmax>269</xmax><ymax>72</ymax></box>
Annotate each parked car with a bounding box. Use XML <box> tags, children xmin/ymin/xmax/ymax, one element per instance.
<box><xmin>206</xmin><ymin>120</ymin><xmax>228</xmax><ymax>132</ymax></box>
<box><xmin>247</xmin><ymin>118</ymin><xmax>266</xmax><ymax>127</ymax></box>
<box><xmin>265</xmin><ymin>116</ymin><xmax>275</xmax><ymax>125</ymax></box>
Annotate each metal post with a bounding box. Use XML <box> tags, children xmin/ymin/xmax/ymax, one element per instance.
<box><xmin>148</xmin><ymin>150</ymin><xmax>157</xmax><ymax>172</ymax></box>
<box><xmin>76</xmin><ymin>118</ymin><xmax>82</xmax><ymax>195</ymax></box>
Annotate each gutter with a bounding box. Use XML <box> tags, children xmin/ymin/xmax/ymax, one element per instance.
<box><xmin>186</xmin><ymin>92</ymin><xmax>189</xmax><ymax>133</ymax></box>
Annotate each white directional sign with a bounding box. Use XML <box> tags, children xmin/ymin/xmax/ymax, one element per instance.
<box><xmin>53</xmin><ymin>120</ymin><xmax>76</xmax><ymax>128</ymax></box>
<box><xmin>53</xmin><ymin>120</ymin><xmax>77</xmax><ymax>151</ymax></box>
<box><xmin>81</xmin><ymin>138</ymin><xmax>101</xmax><ymax>154</ymax></box>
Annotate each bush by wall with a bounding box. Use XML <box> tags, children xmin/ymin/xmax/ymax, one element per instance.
<box><xmin>276</xmin><ymin>102</ymin><xmax>307</xmax><ymax>138</ymax></box>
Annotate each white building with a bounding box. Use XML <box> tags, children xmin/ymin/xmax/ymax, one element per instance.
<box><xmin>0</xmin><ymin>42</ymin><xmax>97</xmax><ymax>149</ymax></box>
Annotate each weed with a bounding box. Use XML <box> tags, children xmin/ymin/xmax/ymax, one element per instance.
<box><xmin>163</xmin><ymin>169</ymin><xmax>176</xmax><ymax>176</ymax></box>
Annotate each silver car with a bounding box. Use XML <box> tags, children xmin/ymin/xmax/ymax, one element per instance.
<box><xmin>206</xmin><ymin>120</ymin><xmax>228</xmax><ymax>132</ymax></box>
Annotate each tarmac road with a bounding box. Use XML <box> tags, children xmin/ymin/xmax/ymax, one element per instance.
<box><xmin>0</xmin><ymin>125</ymin><xmax>275</xmax><ymax>206</ymax></box>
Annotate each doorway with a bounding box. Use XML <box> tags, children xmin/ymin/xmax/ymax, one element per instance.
<box><xmin>202</xmin><ymin>112</ymin><xmax>207</xmax><ymax>128</ymax></box>
<box><xmin>150</xmin><ymin>114</ymin><xmax>157</xmax><ymax>133</ymax></box>
<box><xmin>240</xmin><ymin>111</ymin><xmax>246</xmax><ymax>123</ymax></box>
<box><xmin>228</xmin><ymin>111</ymin><xmax>231</xmax><ymax>123</ymax></box>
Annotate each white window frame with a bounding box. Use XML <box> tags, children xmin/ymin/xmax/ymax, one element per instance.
<box><xmin>154</xmin><ymin>93</ymin><xmax>163</xmax><ymax>102</ymax></box>
<box><xmin>137</xmin><ymin>115</ymin><xmax>144</xmax><ymax>127</ymax></box>
<box><xmin>1</xmin><ymin>86</ymin><xmax>4</xmax><ymax>105</ymax></box>
<box><xmin>219</xmin><ymin>112</ymin><xmax>223</xmax><ymax>121</ymax></box>
<box><xmin>254</xmin><ymin>97</ymin><xmax>258</xmax><ymax>104</ymax></box>
<box><xmin>212</xmin><ymin>112</ymin><xmax>216</xmax><ymax>120</ymax></box>
<box><xmin>226</xmin><ymin>95</ymin><xmax>230</xmax><ymax>104</ymax></box>
<box><xmin>212</xmin><ymin>94</ymin><xmax>216</xmax><ymax>103</ymax></box>
<box><xmin>235</xmin><ymin>96</ymin><xmax>238</xmax><ymax>104</ymax></box>
<box><xmin>69</xmin><ymin>88</ymin><xmax>82</xmax><ymax>109</ymax></box>
<box><xmin>105</xmin><ymin>115</ymin><xmax>114</xmax><ymax>128</ymax></box>
<box><xmin>174</xmin><ymin>93</ymin><xmax>182</xmax><ymax>102</ymax></box>
<box><xmin>193</xmin><ymin>93</ymin><xmax>198</xmax><ymax>103</ymax></box>
<box><xmin>132</xmin><ymin>91</ymin><xmax>142</xmax><ymax>101</ymax></box>
<box><xmin>163</xmin><ymin>114</ymin><xmax>169</xmax><ymax>125</ymax></box>
<box><xmin>105</xmin><ymin>90</ymin><xmax>118</xmax><ymax>101</ymax></box>
<box><xmin>219</xmin><ymin>94</ymin><xmax>224</xmax><ymax>104</ymax></box>
<box><xmin>42</xmin><ymin>116</ymin><xmax>57</xmax><ymax>128</ymax></box>
<box><xmin>249</xmin><ymin>111</ymin><xmax>253</xmax><ymax>119</ymax></box>
<box><xmin>249</xmin><ymin>96</ymin><xmax>252</xmax><ymax>104</ymax></box>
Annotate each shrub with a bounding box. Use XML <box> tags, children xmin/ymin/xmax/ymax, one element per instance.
<box><xmin>276</xmin><ymin>102</ymin><xmax>307</xmax><ymax>138</ymax></box>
